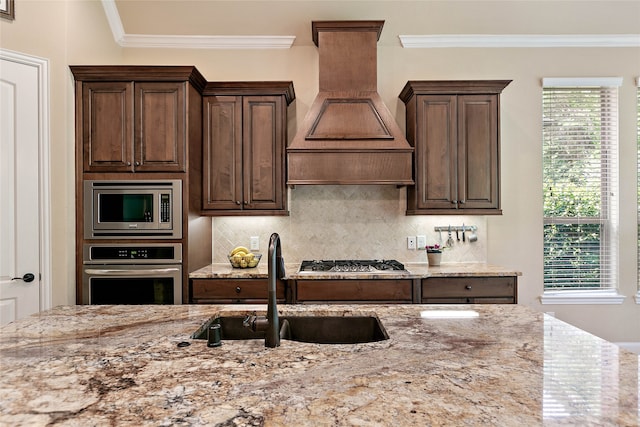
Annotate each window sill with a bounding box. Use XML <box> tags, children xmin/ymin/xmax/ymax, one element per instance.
<box><xmin>540</xmin><ymin>290</ymin><xmax>626</xmax><ymax>305</ymax></box>
<box><xmin>635</xmin><ymin>292</ymin><xmax>640</xmax><ymax>304</ymax></box>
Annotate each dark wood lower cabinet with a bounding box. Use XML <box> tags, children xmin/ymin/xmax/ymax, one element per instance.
<box><xmin>293</xmin><ymin>279</ymin><xmax>413</xmax><ymax>304</ymax></box>
<box><xmin>421</xmin><ymin>277</ymin><xmax>517</xmax><ymax>304</ymax></box>
<box><xmin>190</xmin><ymin>276</ymin><xmax>517</xmax><ymax>304</ymax></box>
<box><xmin>190</xmin><ymin>278</ymin><xmax>287</xmax><ymax>304</ymax></box>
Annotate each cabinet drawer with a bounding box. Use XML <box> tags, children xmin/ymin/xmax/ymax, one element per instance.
<box><xmin>191</xmin><ymin>279</ymin><xmax>286</xmax><ymax>302</ymax></box>
<box><xmin>422</xmin><ymin>277</ymin><xmax>516</xmax><ymax>300</ymax></box>
<box><xmin>422</xmin><ymin>297</ymin><xmax>515</xmax><ymax>304</ymax></box>
<box><xmin>295</xmin><ymin>280</ymin><xmax>412</xmax><ymax>303</ymax></box>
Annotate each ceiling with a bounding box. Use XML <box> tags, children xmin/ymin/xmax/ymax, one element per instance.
<box><xmin>111</xmin><ymin>0</ymin><xmax>640</xmax><ymax>48</ymax></box>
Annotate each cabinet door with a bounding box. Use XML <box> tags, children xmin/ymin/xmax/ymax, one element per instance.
<box><xmin>81</xmin><ymin>81</ymin><xmax>134</xmax><ymax>172</ymax></box>
<box><xmin>414</xmin><ymin>95</ymin><xmax>458</xmax><ymax>210</ymax></box>
<box><xmin>457</xmin><ymin>94</ymin><xmax>499</xmax><ymax>210</ymax></box>
<box><xmin>202</xmin><ymin>96</ymin><xmax>243</xmax><ymax>210</ymax></box>
<box><xmin>134</xmin><ymin>82</ymin><xmax>186</xmax><ymax>172</ymax></box>
<box><xmin>243</xmin><ymin>96</ymin><xmax>285</xmax><ymax>211</ymax></box>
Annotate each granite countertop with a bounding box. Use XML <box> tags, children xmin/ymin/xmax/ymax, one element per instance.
<box><xmin>0</xmin><ymin>304</ymin><xmax>637</xmax><ymax>426</ymax></box>
<box><xmin>189</xmin><ymin>262</ymin><xmax>522</xmax><ymax>280</ymax></box>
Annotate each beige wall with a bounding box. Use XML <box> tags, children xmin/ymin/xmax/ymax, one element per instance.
<box><xmin>2</xmin><ymin>0</ymin><xmax>639</xmax><ymax>343</ymax></box>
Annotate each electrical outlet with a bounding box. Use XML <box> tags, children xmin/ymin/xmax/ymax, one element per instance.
<box><xmin>250</xmin><ymin>236</ymin><xmax>260</xmax><ymax>251</ymax></box>
<box><xmin>416</xmin><ymin>235</ymin><xmax>427</xmax><ymax>250</ymax></box>
<box><xmin>407</xmin><ymin>236</ymin><xmax>416</xmax><ymax>250</ymax></box>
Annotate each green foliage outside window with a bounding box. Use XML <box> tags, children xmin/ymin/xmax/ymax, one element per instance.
<box><xmin>543</xmin><ymin>87</ymin><xmax>611</xmax><ymax>289</ymax></box>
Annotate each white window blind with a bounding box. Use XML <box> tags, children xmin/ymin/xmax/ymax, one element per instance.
<box><xmin>542</xmin><ymin>80</ymin><xmax>619</xmax><ymax>290</ymax></box>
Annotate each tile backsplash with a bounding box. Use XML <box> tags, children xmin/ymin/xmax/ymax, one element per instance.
<box><xmin>212</xmin><ymin>185</ymin><xmax>487</xmax><ymax>265</ymax></box>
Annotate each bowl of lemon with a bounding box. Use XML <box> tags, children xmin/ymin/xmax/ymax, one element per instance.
<box><xmin>228</xmin><ymin>246</ymin><xmax>261</xmax><ymax>268</ymax></box>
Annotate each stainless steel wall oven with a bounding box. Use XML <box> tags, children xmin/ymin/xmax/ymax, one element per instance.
<box><xmin>82</xmin><ymin>243</ymin><xmax>182</xmax><ymax>305</ymax></box>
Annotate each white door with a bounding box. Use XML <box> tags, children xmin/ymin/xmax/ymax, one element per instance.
<box><xmin>0</xmin><ymin>54</ymin><xmax>43</xmax><ymax>325</ymax></box>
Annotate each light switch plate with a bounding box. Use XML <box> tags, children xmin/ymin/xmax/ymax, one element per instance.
<box><xmin>250</xmin><ymin>236</ymin><xmax>260</xmax><ymax>251</ymax></box>
<box><xmin>417</xmin><ymin>235</ymin><xmax>427</xmax><ymax>250</ymax></box>
<box><xmin>407</xmin><ymin>236</ymin><xmax>416</xmax><ymax>250</ymax></box>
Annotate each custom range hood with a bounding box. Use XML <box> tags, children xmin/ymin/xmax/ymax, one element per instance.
<box><xmin>287</xmin><ymin>21</ymin><xmax>414</xmax><ymax>185</ymax></box>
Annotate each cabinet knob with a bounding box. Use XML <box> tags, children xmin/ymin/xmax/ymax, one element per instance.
<box><xmin>134</xmin><ymin>161</ymin><xmax>140</xmax><ymax>166</ymax></box>
<box><xmin>235</xmin><ymin>286</ymin><xmax>241</xmax><ymax>294</ymax></box>
<box><xmin>459</xmin><ymin>200</ymin><xmax>466</xmax><ymax>204</ymax></box>
<box><xmin>127</xmin><ymin>162</ymin><xmax>131</xmax><ymax>166</ymax></box>
<box><xmin>451</xmin><ymin>200</ymin><xmax>458</xmax><ymax>204</ymax></box>
<box><xmin>244</xmin><ymin>201</ymin><xmax>248</xmax><ymax>205</ymax></box>
<box><xmin>235</xmin><ymin>201</ymin><xmax>241</xmax><ymax>205</ymax></box>
<box><xmin>465</xmin><ymin>285</ymin><xmax>472</xmax><ymax>290</ymax></box>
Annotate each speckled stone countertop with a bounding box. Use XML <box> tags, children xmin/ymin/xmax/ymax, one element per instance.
<box><xmin>189</xmin><ymin>262</ymin><xmax>522</xmax><ymax>280</ymax></box>
<box><xmin>1</xmin><ymin>304</ymin><xmax>637</xmax><ymax>426</ymax></box>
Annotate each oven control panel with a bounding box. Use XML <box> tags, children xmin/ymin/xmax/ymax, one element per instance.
<box><xmin>83</xmin><ymin>243</ymin><xmax>182</xmax><ymax>264</ymax></box>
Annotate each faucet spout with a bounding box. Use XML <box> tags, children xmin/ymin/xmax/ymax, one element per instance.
<box><xmin>265</xmin><ymin>232</ymin><xmax>284</xmax><ymax>348</ymax></box>
<box><xmin>241</xmin><ymin>233</ymin><xmax>284</xmax><ymax>347</ymax></box>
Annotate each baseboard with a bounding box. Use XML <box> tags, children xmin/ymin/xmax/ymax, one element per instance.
<box><xmin>615</xmin><ymin>342</ymin><xmax>640</xmax><ymax>354</ymax></box>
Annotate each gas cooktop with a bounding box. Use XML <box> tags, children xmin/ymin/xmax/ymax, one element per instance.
<box><xmin>299</xmin><ymin>259</ymin><xmax>406</xmax><ymax>273</ymax></box>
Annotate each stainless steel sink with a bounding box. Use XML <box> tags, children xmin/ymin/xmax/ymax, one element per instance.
<box><xmin>192</xmin><ymin>315</ymin><xmax>389</xmax><ymax>344</ymax></box>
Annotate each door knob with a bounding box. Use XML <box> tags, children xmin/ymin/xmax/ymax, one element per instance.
<box><xmin>12</xmin><ymin>273</ymin><xmax>35</xmax><ymax>283</ymax></box>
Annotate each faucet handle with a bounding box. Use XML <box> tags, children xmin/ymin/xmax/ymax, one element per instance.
<box><xmin>243</xmin><ymin>312</ymin><xmax>257</xmax><ymax>328</ymax></box>
<box><xmin>243</xmin><ymin>312</ymin><xmax>269</xmax><ymax>332</ymax></box>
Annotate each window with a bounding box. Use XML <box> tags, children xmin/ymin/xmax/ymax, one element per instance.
<box><xmin>542</xmin><ymin>78</ymin><xmax>621</xmax><ymax>293</ymax></box>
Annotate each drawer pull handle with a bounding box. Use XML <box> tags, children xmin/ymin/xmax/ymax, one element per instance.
<box><xmin>465</xmin><ymin>285</ymin><xmax>472</xmax><ymax>290</ymax></box>
<box><xmin>235</xmin><ymin>286</ymin><xmax>241</xmax><ymax>293</ymax></box>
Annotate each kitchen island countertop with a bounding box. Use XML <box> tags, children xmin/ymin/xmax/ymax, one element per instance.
<box><xmin>0</xmin><ymin>304</ymin><xmax>637</xmax><ymax>426</ymax></box>
<box><xmin>190</xmin><ymin>262</ymin><xmax>521</xmax><ymax>280</ymax></box>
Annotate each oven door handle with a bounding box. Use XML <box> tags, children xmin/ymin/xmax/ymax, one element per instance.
<box><xmin>84</xmin><ymin>267</ymin><xmax>180</xmax><ymax>276</ymax></box>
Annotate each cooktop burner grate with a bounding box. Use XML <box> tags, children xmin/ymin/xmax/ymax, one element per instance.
<box><xmin>299</xmin><ymin>259</ymin><xmax>405</xmax><ymax>273</ymax></box>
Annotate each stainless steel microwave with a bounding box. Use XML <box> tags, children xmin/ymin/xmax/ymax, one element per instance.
<box><xmin>84</xmin><ymin>180</ymin><xmax>182</xmax><ymax>239</ymax></box>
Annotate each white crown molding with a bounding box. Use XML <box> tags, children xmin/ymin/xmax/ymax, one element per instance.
<box><xmin>399</xmin><ymin>34</ymin><xmax>640</xmax><ymax>48</ymax></box>
<box><xmin>101</xmin><ymin>0</ymin><xmax>126</xmax><ymax>45</ymax></box>
<box><xmin>101</xmin><ymin>0</ymin><xmax>637</xmax><ymax>50</ymax></box>
<box><xmin>100</xmin><ymin>0</ymin><xmax>295</xmax><ymax>49</ymax></box>
<box><xmin>119</xmin><ymin>34</ymin><xmax>296</xmax><ymax>50</ymax></box>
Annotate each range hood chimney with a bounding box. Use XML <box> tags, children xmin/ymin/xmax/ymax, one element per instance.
<box><xmin>287</xmin><ymin>21</ymin><xmax>414</xmax><ymax>185</ymax></box>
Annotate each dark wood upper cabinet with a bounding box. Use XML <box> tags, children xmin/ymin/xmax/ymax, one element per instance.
<box><xmin>400</xmin><ymin>80</ymin><xmax>511</xmax><ymax>215</ymax></box>
<box><xmin>71</xmin><ymin>66</ymin><xmax>206</xmax><ymax>173</ymax></box>
<box><xmin>201</xmin><ymin>82</ymin><xmax>295</xmax><ymax>215</ymax></box>
<box><xmin>79</xmin><ymin>81</ymin><xmax>133</xmax><ymax>172</ymax></box>
<box><xmin>134</xmin><ymin>82</ymin><xmax>186</xmax><ymax>172</ymax></box>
